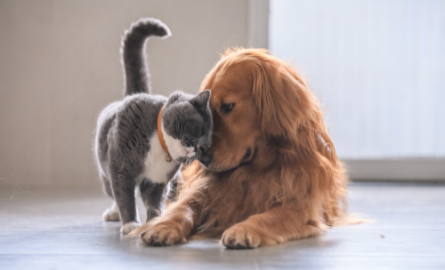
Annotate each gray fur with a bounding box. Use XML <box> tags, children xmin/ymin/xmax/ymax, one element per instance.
<box><xmin>121</xmin><ymin>18</ymin><xmax>171</xmax><ymax>96</ymax></box>
<box><xmin>94</xmin><ymin>18</ymin><xmax>212</xmax><ymax>229</ymax></box>
<box><xmin>162</xmin><ymin>90</ymin><xmax>213</xmax><ymax>162</ymax></box>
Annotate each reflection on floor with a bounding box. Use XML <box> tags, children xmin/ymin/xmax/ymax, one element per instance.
<box><xmin>1</xmin><ymin>183</ymin><xmax>444</xmax><ymax>269</ymax></box>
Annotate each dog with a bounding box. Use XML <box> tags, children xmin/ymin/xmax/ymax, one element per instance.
<box><xmin>132</xmin><ymin>48</ymin><xmax>349</xmax><ymax>248</ymax></box>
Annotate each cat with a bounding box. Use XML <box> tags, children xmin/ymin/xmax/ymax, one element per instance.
<box><xmin>94</xmin><ymin>18</ymin><xmax>212</xmax><ymax>234</ymax></box>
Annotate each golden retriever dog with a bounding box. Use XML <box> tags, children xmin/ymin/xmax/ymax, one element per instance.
<box><xmin>132</xmin><ymin>48</ymin><xmax>349</xmax><ymax>248</ymax></box>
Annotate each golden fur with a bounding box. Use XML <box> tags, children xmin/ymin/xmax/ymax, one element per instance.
<box><xmin>132</xmin><ymin>48</ymin><xmax>349</xmax><ymax>248</ymax></box>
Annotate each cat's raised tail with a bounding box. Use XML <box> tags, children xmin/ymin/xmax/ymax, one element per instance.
<box><xmin>121</xmin><ymin>18</ymin><xmax>171</xmax><ymax>96</ymax></box>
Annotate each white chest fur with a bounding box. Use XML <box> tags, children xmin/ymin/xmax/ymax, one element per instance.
<box><xmin>138</xmin><ymin>133</ymin><xmax>180</xmax><ymax>184</ymax></box>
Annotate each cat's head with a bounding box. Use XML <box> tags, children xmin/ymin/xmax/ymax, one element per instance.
<box><xmin>161</xmin><ymin>90</ymin><xmax>212</xmax><ymax>163</ymax></box>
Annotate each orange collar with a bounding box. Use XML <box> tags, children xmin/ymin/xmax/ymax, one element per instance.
<box><xmin>157</xmin><ymin>105</ymin><xmax>172</xmax><ymax>162</ymax></box>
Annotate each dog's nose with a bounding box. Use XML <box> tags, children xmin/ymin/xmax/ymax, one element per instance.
<box><xmin>198</xmin><ymin>149</ymin><xmax>212</xmax><ymax>167</ymax></box>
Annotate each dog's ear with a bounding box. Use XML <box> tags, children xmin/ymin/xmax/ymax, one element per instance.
<box><xmin>252</xmin><ymin>61</ymin><xmax>313</xmax><ymax>141</ymax></box>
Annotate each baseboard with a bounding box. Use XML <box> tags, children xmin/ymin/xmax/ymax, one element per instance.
<box><xmin>342</xmin><ymin>158</ymin><xmax>445</xmax><ymax>182</ymax></box>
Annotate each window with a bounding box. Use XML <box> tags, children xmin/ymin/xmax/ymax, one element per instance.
<box><xmin>268</xmin><ymin>0</ymin><xmax>445</xmax><ymax>180</ymax></box>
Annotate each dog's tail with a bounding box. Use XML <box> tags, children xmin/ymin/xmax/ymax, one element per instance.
<box><xmin>121</xmin><ymin>18</ymin><xmax>171</xmax><ymax>96</ymax></box>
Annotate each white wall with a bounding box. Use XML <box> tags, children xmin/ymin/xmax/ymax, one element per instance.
<box><xmin>270</xmin><ymin>0</ymin><xmax>445</xmax><ymax>159</ymax></box>
<box><xmin>0</xmin><ymin>0</ymin><xmax>248</xmax><ymax>188</ymax></box>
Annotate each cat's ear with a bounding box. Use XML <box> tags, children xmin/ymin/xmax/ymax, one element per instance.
<box><xmin>190</xmin><ymin>90</ymin><xmax>211</xmax><ymax>112</ymax></box>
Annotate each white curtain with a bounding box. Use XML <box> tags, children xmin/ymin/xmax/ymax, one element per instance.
<box><xmin>270</xmin><ymin>0</ymin><xmax>445</xmax><ymax>158</ymax></box>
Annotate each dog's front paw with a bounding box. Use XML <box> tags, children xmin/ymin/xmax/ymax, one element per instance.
<box><xmin>140</xmin><ymin>222</ymin><xmax>186</xmax><ymax>246</ymax></box>
<box><xmin>121</xmin><ymin>221</ymin><xmax>140</xmax><ymax>234</ymax></box>
<box><xmin>222</xmin><ymin>223</ymin><xmax>262</xmax><ymax>249</ymax></box>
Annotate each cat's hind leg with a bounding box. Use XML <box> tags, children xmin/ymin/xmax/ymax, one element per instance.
<box><xmin>101</xmin><ymin>174</ymin><xmax>121</xmax><ymax>222</ymax></box>
<box><xmin>103</xmin><ymin>201</ymin><xmax>121</xmax><ymax>222</ymax></box>
<box><xmin>110</xmin><ymin>172</ymin><xmax>140</xmax><ymax>234</ymax></box>
<box><xmin>139</xmin><ymin>180</ymin><xmax>167</xmax><ymax>223</ymax></box>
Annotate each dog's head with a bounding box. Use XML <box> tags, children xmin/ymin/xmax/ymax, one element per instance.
<box><xmin>199</xmin><ymin>49</ymin><xmax>321</xmax><ymax>172</ymax></box>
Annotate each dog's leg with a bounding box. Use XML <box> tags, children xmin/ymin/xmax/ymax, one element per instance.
<box><xmin>132</xmin><ymin>199</ymin><xmax>197</xmax><ymax>246</ymax></box>
<box><xmin>221</xmin><ymin>207</ymin><xmax>325</xmax><ymax>249</ymax></box>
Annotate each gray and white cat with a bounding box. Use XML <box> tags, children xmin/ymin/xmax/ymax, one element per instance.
<box><xmin>94</xmin><ymin>18</ymin><xmax>212</xmax><ymax>234</ymax></box>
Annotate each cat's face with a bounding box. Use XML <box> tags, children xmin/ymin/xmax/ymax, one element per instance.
<box><xmin>161</xmin><ymin>90</ymin><xmax>212</xmax><ymax>163</ymax></box>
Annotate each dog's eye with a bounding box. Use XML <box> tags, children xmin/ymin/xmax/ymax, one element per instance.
<box><xmin>220</xmin><ymin>103</ymin><xmax>235</xmax><ymax>114</ymax></box>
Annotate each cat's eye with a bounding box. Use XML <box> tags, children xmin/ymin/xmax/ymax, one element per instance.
<box><xmin>220</xmin><ymin>103</ymin><xmax>235</xmax><ymax>114</ymax></box>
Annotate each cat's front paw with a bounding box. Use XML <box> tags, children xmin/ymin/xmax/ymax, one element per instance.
<box><xmin>121</xmin><ymin>222</ymin><xmax>141</xmax><ymax>234</ymax></box>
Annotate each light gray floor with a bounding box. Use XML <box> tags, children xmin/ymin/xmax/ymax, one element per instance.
<box><xmin>1</xmin><ymin>183</ymin><xmax>444</xmax><ymax>270</ymax></box>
